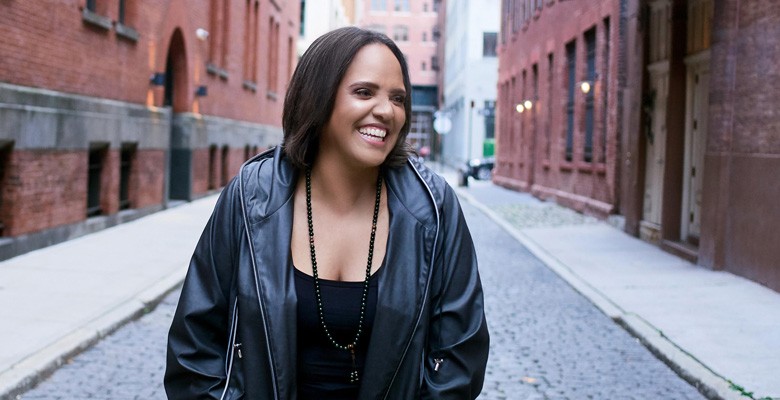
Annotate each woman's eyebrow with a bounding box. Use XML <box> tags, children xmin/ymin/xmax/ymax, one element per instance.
<box><xmin>348</xmin><ymin>81</ymin><xmax>379</xmax><ymax>90</ymax></box>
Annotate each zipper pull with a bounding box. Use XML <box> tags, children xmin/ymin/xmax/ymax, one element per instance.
<box><xmin>433</xmin><ymin>358</ymin><xmax>444</xmax><ymax>372</ymax></box>
<box><xmin>234</xmin><ymin>343</ymin><xmax>243</xmax><ymax>359</ymax></box>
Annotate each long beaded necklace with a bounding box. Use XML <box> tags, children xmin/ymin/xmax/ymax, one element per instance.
<box><xmin>305</xmin><ymin>168</ymin><xmax>382</xmax><ymax>384</ymax></box>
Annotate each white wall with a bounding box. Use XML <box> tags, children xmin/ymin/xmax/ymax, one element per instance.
<box><xmin>440</xmin><ymin>0</ymin><xmax>499</xmax><ymax>167</ymax></box>
<box><xmin>299</xmin><ymin>0</ymin><xmax>352</xmax><ymax>56</ymax></box>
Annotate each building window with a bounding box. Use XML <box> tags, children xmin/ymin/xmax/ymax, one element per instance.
<box><xmin>366</xmin><ymin>24</ymin><xmax>386</xmax><ymax>35</ymax></box>
<box><xmin>424</xmin><ymin>2</ymin><xmax>428</xmax><ymax>12</ymax></box>
<box><xmin>546</xmin><ymin>52</ymin><xmax>554</xmax><ymax>161</ymax></box>
<box><xmin>221</xmin><ymin>145</ymin><xmax>230</xmax><ymax>187</ymax></box>
<box><xmin>565</xmin><ymin>40</ymin><xmax>576</xmax><ymax>162</ymax></box>
<box><xmin>288</xmin><ymin>35</ymin><xmax>295</xmax><ymax>84</ymax></box>
<box><xmin>422</xmin><ymin>32</ymin><xmax>427</xmax><ymax>42</ymax></box>
<box><xmin>371</xmin><ymin>0</ymin><xmax>386</xmax><ymax>11</ymax></box>
<box><xmin>431</xmin><ymin>55</ymin><xmax>439</xmax><ymax>71</ymax></box>
<box><xmin>118</xmin><ymin>0</ymin><xmax>127</xmax><ymax>24</ymax></box>
<box><xmin>299</xmin><ymin>0</ymin><xmax>306</xmax><ymax>36</ymax></box>
<box><xmin>393</xmin><ymin>25</ymin><xmax>408</xmax><ymax>42</ymax></box>
<box><xmin>408</xmin><ymin>111</ymin><xmax>433</xmax><ymax>152</ymax></box>
<box><xmin>395</xmin><ymin>0</ymin><xmax>410</xmax><ymax>12</ymax></box>
<box><xmin>119</xmin><ymin>143</ymin><xmax>136</xmax><ymax>210</ymax></box>
<box><xmin>86</xmin><ymin>0</ymin><xmax>97</xmax><ymax>11</ymax></box>
<box><xmin>87</xmin><ymin>144</ymin><xmax>108</xmax><ymax>217</ymax></box>
<box><xmin>501</xmin><ymin>0</ymin><xmax>508</xmax><ymax>43</ymax></box>
<box><xmin>422</xmin><ymin>61</ymin><xmax>427</xmax><ymax>71</ymax></box>
<box><xmin>0</xmin><ymin>142</ymin><xmax>12</xmax><ymax>236</ymax></box>
<box><xmin>208</xmin><ymin>145</ymin><xmax>218</xmax><ymax>190</ymax></box>
<box><xmin>221</xmin><ymin>0</ymin><xmax>231</xmax><ymax>68</ymax></box>
<box><xmin>267</xmin><ymin>19</ymin><xmax>280</xmax><ymax>94</ymax></box>
<box><xmin>584</xmin><ymin>28</ymin><xmax>596</xmax><ymax>162</ymax></box>
<box><xmin>601</xmin><ymin>18</ymin><xmax>611</xmax><ymax>164</ymax></box>
<box><xmin>243</xmin><ymin>0</ymin><xmax>253</xmax><ymax>83</ymax></box>
<box><xmin>484</xmin><ymin>100</ymin><xmax>496</xmax><ymax>139</ymax></box>
<box><xmin>483</xmin><ymin>32</ymin><xmax>497</xmax><ymax>57</ymax></box>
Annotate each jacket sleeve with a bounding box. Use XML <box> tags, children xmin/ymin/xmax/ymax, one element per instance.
<box><xmin>421</xmin><ymin>184</ymin><xmax>490</xmax><ymax>399</ymax></box>
<box><xmin>164</xmin><ymin>178</ymin><xmax>243</xmax><ymax>399</ymax></box>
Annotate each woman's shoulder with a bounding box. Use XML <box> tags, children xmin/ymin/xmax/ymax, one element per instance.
<box><xmin>235</xmin><ymin>146</ymin><xmax>298</xmax><ymax>220</ymax></box>
<box><xmin>386</xmin><ymin>158</ymin><xmax>458</xmax><ymax>222</ymax></box>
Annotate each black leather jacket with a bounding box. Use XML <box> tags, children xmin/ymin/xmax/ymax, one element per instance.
<box><xmin>165</xmin><ymin>147</ymin><xmax>489</xmax><ymax>399</ymax></box>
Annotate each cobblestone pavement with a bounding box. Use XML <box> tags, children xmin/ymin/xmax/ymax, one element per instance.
<box><xmin>19</xmin><ymin>199</ymin><xmax>706</xmax><ymax>400</ymax></box>
<box><xmin>18</xmin><ymin>291</ymin><xmax>177</xmax><ymax>399</ymax></box>
<box><xmin>462</xmin><ymin>200</ymin><xmax>706</xmax><ymax>400</ymax></box>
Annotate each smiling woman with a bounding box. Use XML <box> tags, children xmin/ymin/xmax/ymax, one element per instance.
<box><xmin>165</xmin><ymin>27</ymin><xmax>489</xmax><ymax>400</ymax></box>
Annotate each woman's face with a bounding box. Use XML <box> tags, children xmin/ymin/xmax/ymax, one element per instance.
<box><xmin>319</xmin><ymin>43</ymin><xmax>407</xmax><ymax>169</ymax></box>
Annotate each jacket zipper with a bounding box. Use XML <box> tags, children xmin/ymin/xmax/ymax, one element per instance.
<box><xmin>219</xmin><ymin>297</ymin><xmax>240</xmax><ymax>400</ymax></box>
<box><xmin>382</xmin><ymin>161</ymin><xmax>441</xmax><ymax>399</ymax></box>
<box><xmin>237</xmin><ymin>165</ymin><xmax>280</xmax><ymax>400</ymax></box>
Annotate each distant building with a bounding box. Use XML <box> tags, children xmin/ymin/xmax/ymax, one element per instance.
<box><xmin>355</xmin><ymin>0</ymin><xmax>439</xmax><ymax>156</ymax></box>
<box><xmin>298</xmin><ymin>0</ymin><xmax>354</xmax><ymax>55</ymax></box>
<box><xmin>497</xmin><ymin>0</ymin><xmax>780</xmax><ymax>293</ymax></box>
<box><xmin>0</xmin><ymin>0</ymin><xmax>299</xmax><ymax>259</ymax></box>
<box><xmin>439</xmin><ymin>0</ymin><xmax>499</xmax><ymax>168</ymax></box>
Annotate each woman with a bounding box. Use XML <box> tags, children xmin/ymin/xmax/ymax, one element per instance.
<box><xmin>165</xmin><ymin>27</ymin><xmax>489</xmax><ymax>399</ymax></box>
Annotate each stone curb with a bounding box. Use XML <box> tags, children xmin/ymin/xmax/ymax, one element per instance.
<box><xmin>453</xmin><ymin>186</ymin><xmax>746</xmax><ymax>400</ymax></box>
<box><xmin>0</xmin><ymin>267</ymin><xmax>186</xmax><ymax>400</ymax></box>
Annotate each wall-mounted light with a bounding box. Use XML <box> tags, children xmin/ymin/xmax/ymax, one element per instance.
<box><xmin>195</xmin><ymin>85</ymin><xmax>208</xmax><ymax>97</ymax></box>
<box><xmin>579</xmin><ymin>81</ymin><xmax>593</xmax><ymax>94</ymax></box>
<box><xmin>516</xmin><ymin>99</ymin><xmax>535</xmax><ymax>114</ymax></box>
<box><xmin>579</xmin><ymin>74</ymin><xmax>600</xmax><ymax>94</ymax></box>
<box><xmin>150</xmin><ymin>72</ymin><xmax>166</xmax><ymax>86</ymax></box>
<box><xmin>195</xmin><ymin>28</ymin><xmax>209</xmax><ymax>41</ymax></box>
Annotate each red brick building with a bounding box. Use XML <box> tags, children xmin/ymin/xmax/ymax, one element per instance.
<box><xmin>496</xmin><ymin>0</ymin><xmax>619</xmax><ymax>216</ymax></box>
<box><xmin>0</xmin><ymin>0</ymin><xmax>299</xmax><ymax>258</ymax></box>
<box><xmin>498</xmin><ymin>0</ymin><xmax>780</xmax><ymax>292</ymax></box>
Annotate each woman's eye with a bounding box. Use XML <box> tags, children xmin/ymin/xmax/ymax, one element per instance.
<box><xmin>355</xmin><ymin>88</ymin><xmax>372</xmax><ymax>97</ymax></box>
<box><xmin>392</xmin><ymin>95</ymin><xmax>406</xmax><ymax>103</ymax></box>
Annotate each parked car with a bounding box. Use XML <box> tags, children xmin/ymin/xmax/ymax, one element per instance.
<box><xmin>462</xmin><ymin>156</ymin><xmax>495</xmax><ymax>181</ymax></box>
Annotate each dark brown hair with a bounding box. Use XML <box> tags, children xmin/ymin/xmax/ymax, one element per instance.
<box><xmin>282</xmin><ymin>27</ymin><xmax>413</xmax><ymax>169</ymax></box>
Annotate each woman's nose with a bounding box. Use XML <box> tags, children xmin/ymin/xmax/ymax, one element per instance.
<box><xmin>372</xmin><ymin>97</ymin><xmax>393</xmax><ymax>120</ymax></box>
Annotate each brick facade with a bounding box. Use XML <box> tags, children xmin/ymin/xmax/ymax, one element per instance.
<box><xmin>496</xmin><ymin>0</ymin><xmax>619</xmax><ymax>217</ymax></box>
<box><xmin>697</xmin><ymin>0</ymin><xmax>780</xmax><ymax>291</ymax></box>
<box><xmin>498</xmin><ymin>0</ymin><xmax>780</xmax><ymax>292</ymax></box>
<box><xmin>2</xmin><ymin>150</ymin><xmax>86</xmax><ymax>237</ymax></box>
<box><xmin>0</xmin><ymin>0</ymin><xmax>298</xmax><ymax>259</ymax></box>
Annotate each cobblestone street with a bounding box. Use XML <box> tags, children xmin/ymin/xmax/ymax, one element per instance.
<box><xmin>18</xmin><ymin>197</ymin><xmax>706</xmax><ymax>399</ymax></box>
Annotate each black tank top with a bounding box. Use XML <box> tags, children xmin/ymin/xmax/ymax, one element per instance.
<box><xmin>294</xmin><ymin>267</ymin><xmax>382</xmax><ymax>399</ymax></box>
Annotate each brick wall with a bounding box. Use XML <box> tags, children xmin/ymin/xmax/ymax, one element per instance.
<box><xmin>0</xmin><ymin>0</ymin><xmax>294</xmax><ymax>245</ymax></box>
<box><xmin>2</xmin><ymin>150</ymin><xmax>86</xmax><ymax>236</ymax></box>
<box><xmin>495</xmin><ymin>0</ymin><xmax>619</xmax><ymax>217</ymax></box>
<box><xmin>132</xmin><ymin>150</ymin><xmax>165</xmax><ymax>209</ymax></box>
<box><xmin>0</xmin><ymin>0</ymin><xmax>299</xmax><ymax>126</ymax></box>
<box><xmin>700</xmin><ymin>0</ymin><xmax>780</xmax><ymax>292</ymax></box>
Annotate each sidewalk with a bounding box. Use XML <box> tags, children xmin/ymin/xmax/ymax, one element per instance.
<box><xmin>0</xmin><ymin>195</ymin><xmax>218</xmax><ymax>399</ymax></box>
<box><xmin>445</xmin><ymin>170</ymin><xmax>780</xmax><ymax>400</ymax></box>
<box><xmin>0</xmin><ymin>170</ymin><xmax>778</xmax><ymax>400</ymax></box>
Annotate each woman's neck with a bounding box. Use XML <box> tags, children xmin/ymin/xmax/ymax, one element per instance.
<box><xmin>308</xmin><ymin>158</ymin><xmax>381</xmax><ymax>214</ymax></box>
